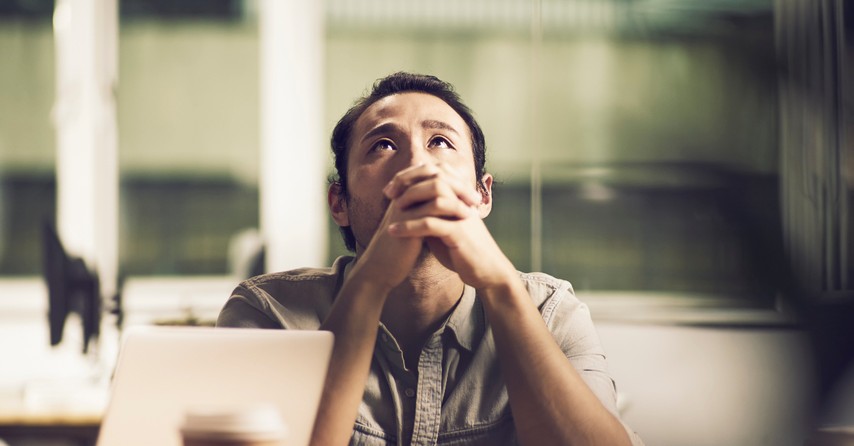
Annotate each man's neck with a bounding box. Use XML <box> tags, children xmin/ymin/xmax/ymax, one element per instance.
<box><xmin>380</xmin><ymin>256</ymin><xmax>464</xmax><ymax>370</ymax></box>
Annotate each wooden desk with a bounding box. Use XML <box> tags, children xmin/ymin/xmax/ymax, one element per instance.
<box><xmin>0</xmin><ymin>409</ymin><xmax>101</xmax><ymax>446</ymax></box>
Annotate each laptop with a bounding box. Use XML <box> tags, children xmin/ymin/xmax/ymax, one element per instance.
<box><xmin>96</xmin><ymin>326</ymin><xmax>333</xmax><ymax>446</ymax></box>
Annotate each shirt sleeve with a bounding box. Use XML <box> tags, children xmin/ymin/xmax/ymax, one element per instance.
<box><xmin>538</xmin><ymin>278</ymin><xmax>645</xmax><ymax>445</ymax></box>
<box><xmin>216</xmin><ymin>286</ymin><xmax>281</xmax><ymax>329</ymax></box>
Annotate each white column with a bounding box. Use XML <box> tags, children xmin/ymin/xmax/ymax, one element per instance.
<box><xmin>52</xmin><ymin>0</ymin><xmax>118</xmax><ymax>301</ymax></box>
<box><xmin>259</xmin><ymin>0</ymin><xmax>327</xmax><ymax>272</ymax></box>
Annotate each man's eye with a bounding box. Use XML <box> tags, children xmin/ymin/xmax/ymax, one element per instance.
<box><xmin>429</xmin><ymin>137</ymin><xmax>453</xmax><ymax>149</ymax></box>
<box><xmin>371</xmin><ymin>140</ymin><xmax>396</xmax><ymax>151</ymax></box>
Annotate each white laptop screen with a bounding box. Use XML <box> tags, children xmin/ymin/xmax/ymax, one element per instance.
<box><xmin>97</xmin><ymin>326</ymin><xmax>332</xmax><ymax>446</ymax></box>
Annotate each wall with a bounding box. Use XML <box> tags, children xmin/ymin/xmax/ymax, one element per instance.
<box><xmin>597</xmin><ymin>321</ymin><xmax>816</xmax><ymax>446</ymax></box>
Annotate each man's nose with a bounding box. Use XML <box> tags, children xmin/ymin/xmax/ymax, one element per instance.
<box><xmin>406</xmin><ymin>143</ymin><xmax>432</xmax><ymax>167</ymax></box>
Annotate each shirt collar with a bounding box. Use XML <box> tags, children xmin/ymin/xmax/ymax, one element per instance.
<box><xmin>338</xmin><ymin>256</ymin><xmax>484</xmax><ymax>353</ymax></box>
<box><xmin>443</xmin><ymin>284</ymin><xmax>483</xmax><ymax>353</ymax></box>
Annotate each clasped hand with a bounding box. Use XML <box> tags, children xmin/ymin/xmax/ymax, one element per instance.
<box><xmin>357</xmin><ymin>163</ymin><xmax>514</xmax><ymax>291</ymax></box>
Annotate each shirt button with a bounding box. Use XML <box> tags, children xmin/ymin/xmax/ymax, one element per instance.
<box><xmin>381</xmin><ymin>333</ymin><xmax>389</xmax><ymax>343</ymax></box>
<box><xmin>404</xmin><ymin>388</ymin><xmax>416</xmax><ymax>398</ymax></box>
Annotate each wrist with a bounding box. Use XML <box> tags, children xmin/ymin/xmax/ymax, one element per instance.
<box><xmin>476</xmin><ymin>274</ymin><xmax>526</xmax><ymax>306</ymax></box>
<box><xmin>474</xmin><ymin>256</ymin><xmax>519</xmax><ymax>293</ymax></box>
<box><xmin>345</xmin><ymin>261</ymin><xmax>395</xmax><ymax>301</ymax></box>
<box><xmin>322</xmin><ymin>266</ymin><xmax>392</xmax><ymax>335</ymax></box>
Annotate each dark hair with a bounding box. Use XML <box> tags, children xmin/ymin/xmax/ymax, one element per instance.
<box><xmin>330</xmin><ymin>72</ymin><xmax>487</xmax><ymax>252</ymax></box>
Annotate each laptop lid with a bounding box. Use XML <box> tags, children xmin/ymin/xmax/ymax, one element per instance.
<box><xmin>97</xmin><ymin>326</ymin><xmax>333</xmax><ymax>446</ymax></box>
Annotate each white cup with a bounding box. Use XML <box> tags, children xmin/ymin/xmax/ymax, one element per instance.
<box><xmin>180</xmin><ymin>404</ymin><xmax>288</xmax><ymax>446</ymax></box>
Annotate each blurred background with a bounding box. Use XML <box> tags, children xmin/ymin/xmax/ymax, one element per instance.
<box><xmin>0</xmin><ymin>0</ymin><xmax>852</xmax><ymax>445</ymax></box>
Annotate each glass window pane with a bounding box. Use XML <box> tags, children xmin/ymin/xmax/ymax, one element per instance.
<box><xmin>324</xmin><ymin>1</ymin><xmax>782</xmax><ymax>305</ymax></box>
<box><xmin>118</xmin><ymin>6</ymin><xmax>259</xmax><ymax>276</ymax></box>
<box><xmin>538</xmin><ymin>7</ymin><xmax>780</xmax><ymax>303</ymax></box>
<box><xmin>0</xmin><ymin>19</ymin><xmax>56</xmax><ymax>276</ymax></box>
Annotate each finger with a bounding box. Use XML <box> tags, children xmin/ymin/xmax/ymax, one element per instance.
<box><xmin>383</xmin><ymin>163</ymin><xmax>440</xmax><ymax>199</ymax></box>
<box><xmin>435</xmin><ymin>163</ymin><xmax>483</xmax><ymax>206</ymax></box>
<box><xmin>397</xmin><ymin>195</ymin><xmax>475</xmax><ymax>221</ymax></box>
<box><xmin>393</xmin><ymin>179</ymin><xmax>455</xmax><ymax>211</ymax></box>
<box><xmin>389</xmin><ymin>166</ymin><xmax>482</xmax><ymax>207</ymax></box>
<box><xmin>384</xmin><ymin>162</ymin><xmax>481</xmax><ymax>205</ymax></box>
<box><xmin>387</xmin><ymin>217</ymin><xmax>458</xmax><ymax>244</ymax></box>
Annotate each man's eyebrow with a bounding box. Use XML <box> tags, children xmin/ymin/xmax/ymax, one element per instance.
<box><xmin>359</xmin><ymin>120</ymin><xmax>461</xmax><ymax>144</ymax></box>
<box><xmin>360</xmin><ymin>122</ymin><xmax>403</xmax><ymax>144</ymax></box>
<box><xmin>422</xmin><ymin>119</ymin><xmax>461</xmax><ymax>136</ymax></box>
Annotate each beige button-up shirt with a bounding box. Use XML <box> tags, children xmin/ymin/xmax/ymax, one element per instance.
<box><xmin>217</xmin><ymin>256</ymin><xmax>643</xmax><ymax>446</ymax></box>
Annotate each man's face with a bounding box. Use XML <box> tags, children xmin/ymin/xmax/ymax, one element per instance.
<box><xmin>331</xmin><ymin>92</ymin><xmax>482</xmax><ymax>253</ymax></box>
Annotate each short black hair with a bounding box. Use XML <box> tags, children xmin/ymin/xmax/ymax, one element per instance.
<box><xmin>330</xmin><ymin>72</ymin><xmax>487</xmax><ymax>252</ymax></box>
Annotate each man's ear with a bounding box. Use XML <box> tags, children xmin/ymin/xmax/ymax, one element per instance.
<box><xmin>477</xmin><ymin>173</ymin><xmax>493</xmax><ymax>219</ymax></box>
<box><xmin>328</xmin><ymin>182</ymin><xmax>350</xmax><ymax>227</ymax></box>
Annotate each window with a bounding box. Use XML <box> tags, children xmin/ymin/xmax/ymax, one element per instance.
<box><xmin>0</xmin><ymin>15</ymin><xmax>55</xmax><ymax>276</ymax></box>
<box><xmin>118</xmin><ymin>3</ymin><xmax>260</xmax><ymax>276</ymax></box>
<box><xmin>323</xmin><ymin>0</ymin><xmax>782</xmax><ymax>305</ymax></box>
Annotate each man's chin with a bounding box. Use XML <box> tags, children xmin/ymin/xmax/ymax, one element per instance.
<box><xmin>415</xmin><ymin>242</ymin><xmax>433</xmax><ymax>263</ymax></box>
<box><xmin>413</xmin><ymin>238</ymin><xmax>444</xmax><ymax>267</ymax></box>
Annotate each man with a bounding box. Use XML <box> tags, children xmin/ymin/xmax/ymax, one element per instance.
<box><xmin>218</xmin><ymin>72</ymin><xmax>643</xmax><ymax>446</ymax></box>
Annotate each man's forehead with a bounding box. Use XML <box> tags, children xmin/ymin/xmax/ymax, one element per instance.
<box><xmin>353</xmin><ymin>92</ymin><xmax>469</xmax><ymax>136</ymax></box>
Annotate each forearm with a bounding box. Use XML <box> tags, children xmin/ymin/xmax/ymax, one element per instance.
<box><xmin>310</xmin><ymin>272</ymin><xmax>390</xmax><ymax>446</ymax></box>
<box><xmin>479</xmin><ymin>279</ymin><xmax>632</xmax><ymax>446</ymax></box>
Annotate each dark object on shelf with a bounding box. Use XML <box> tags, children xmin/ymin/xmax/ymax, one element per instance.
<box><xmin>41</xmin><ymin>221</ymin><xmax>101</xmax><ymax>354</ymax></box>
